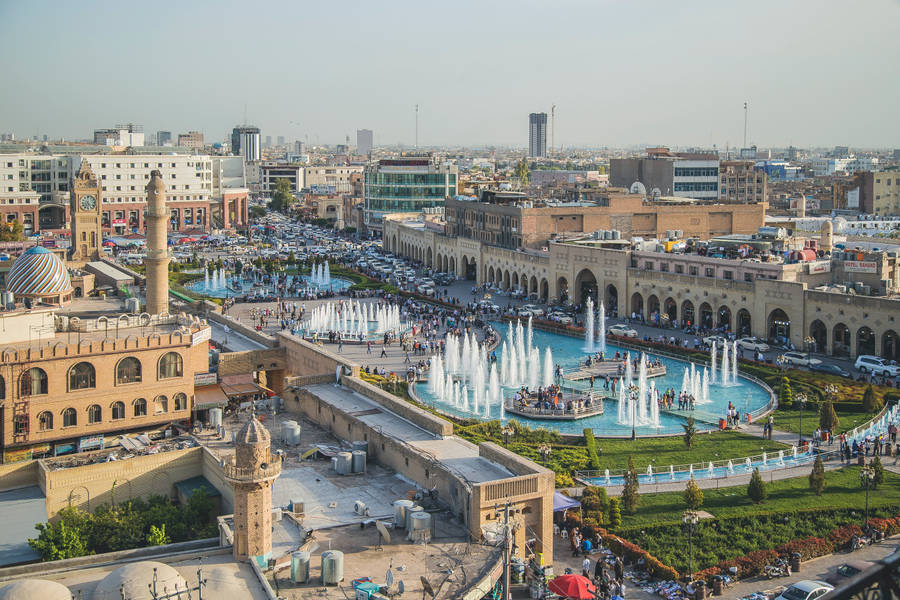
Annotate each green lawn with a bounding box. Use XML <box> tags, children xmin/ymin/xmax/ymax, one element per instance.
<box><xmin>619</xmin><ymin>465</ymin><xmax>900</xmax><ymax>528</ymax></box>
<box><xmin>771</xmin><ymin>405</ymin><xmax>874</xmax><ymax>437</ymax></box>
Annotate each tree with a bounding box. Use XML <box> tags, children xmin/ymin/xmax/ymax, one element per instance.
<box><xmin>621</xmin><ymin>455</ymin><xmax>640</xmax><ymax>514</ymax></box>
<box><xmin>808</xmin><ymin>455</ymin><xmax>825</xmax><ymax>495</ymax></box>
<box><xmin>871</xmin><ymin>455</ymin><xmax>885</xmax><ymax>490</ymax></box>
<box><xmin>862</xmin><ymin>384</ymin><xmax>882</xmax><ymax>413</ymax></box>
<box><xmin>0</xmin><ymin>220</ymin><xmax>24</xmax><ymax>242</ymax></box>
<box><xmin>147</xmin><ymin>524</ymin><xmax>170</xmax><ymax>546</ymax></box>
<box><xmin>819</xmin><ymin>398</ymin><xmax>840</xmax><ymax>432</ymax></box>
<box><xmin>779</xmin><ymin>376</ymin><xmax>793</xmax><ymax>408</ymax></box>
<box><xmin>607</xmin><ymin>497</ymin><xmax>622</xmax><ymax>529</ymax></box>
<box><xmin>683</xmin><ymin>477</ymin><xmax>704</xmax><ymax>510</ymax></box>
<box><xmin>748</xmin><ymin>468</ymin><xmax>767</xmax><ymax>504</ymax></box>
<box><xmin>270</xmin><ymin>178</ymin><xmax>296</xmax><ymax>212</ymax></box>
<box><xmin>249</xmin><ymin>205</ymin><xmax>266</xmax><ymax>219</ymax></box>
<box><xmin>514</xmin><ymin>157</ymin><xmax>530</xmax><ymax>186</ymax></box>
<box><xmin>29</xmin><ymin>507</ymin><xmax>92</xmax><ymax>561</ymax></box>
<box><xmin>682</xmin><ymin>416</ymin><xmax>697</xmax><ymax>449</ymax></box>
<box><xmin>234</xmin><ymin>260</ymin><xmax>243</xmax><ymax>276</ymax></box>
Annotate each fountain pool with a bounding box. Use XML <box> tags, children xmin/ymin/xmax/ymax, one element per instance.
<box><xmin>187</xmin><ymin>271</ymin><xmax>352</xmax><ymax>298</ymax></box>
<box><xmin>414</xmin><ymin>321</ymin><xmax>771</xmax><ymax>436</ymax></box>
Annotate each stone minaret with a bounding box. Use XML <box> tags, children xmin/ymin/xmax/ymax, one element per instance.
<box><xmin>226</xmin><ymin>415</ymin><xmax>281</xmax><ymax>564</ymax></box>
<box><xmin>145</xmin><ymin>170</ymin><xmax>170</xmax><ymax>315</ymax></box>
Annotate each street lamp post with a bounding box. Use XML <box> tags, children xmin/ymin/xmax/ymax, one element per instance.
<box><xmin>860</xmin><ymin>465</ymin><xmax>875</xmax><ymax>527</ymax></box>
<box><xmin>805</xmin><ymin>335</ymin><xmax>815</xmax><ymax>365</ymax></box>
<box><xmin>630</xmin><ymin>385</ymin><xmax>638</xmax><ymax>441</ymax></box>
<box><xmin>683</xmin><ymin>510</ymin><xmax>699</xmax><ymax>581</ymax></box>
<box><xmin>796</xmin><ymin>393</ymin><xmax>807</xmax><ymax>448</ymax></box>
<box><xmin>502</xmin><ymin>426</ymin><xmax>513</xmax><ymax>446</ymax></box>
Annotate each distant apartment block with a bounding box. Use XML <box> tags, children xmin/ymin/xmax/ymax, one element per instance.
<box><xmin>231</xmin><ymin>126</ymin><xmax>261</xmax><ymax>162</ymax></box>
<box><xmin>719</xmin><ymin>161</ymin><xmax>767</xmax><ymax>204</ymax></box>
<box><xmin>610</xmin><ymin>148</ymin><xmax>719</xmax><ymax>200</ymax></box>
<box><xmin>357</xmin><ymin>129</ymin><xmax>373</xmax><ymax>155</ymax></box>
<box><xmin>93</xmin><ymin>124</ymin><xmax>144</xmax><ymax>147</ymax></box>
<box><xmin>528</xmin><ymin>113</ymin><xmax>547</xmax><ymax>158</ymax></box>
<box><xmin>177</xmin><ymin>131</ymin><xmax>204</xmax><ymax>149</ymax></box>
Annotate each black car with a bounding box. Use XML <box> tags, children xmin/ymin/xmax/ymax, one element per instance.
<box><xmin>811</xmin><ymin>363</ymin><xmax>850</xmax><ymax>378</ymax></box>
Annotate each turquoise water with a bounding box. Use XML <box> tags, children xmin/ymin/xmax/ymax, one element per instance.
<box><xmin>187</xmin><ymin>274</ymin><xmax>352</xmax><ymax>298</ymax></box>
<box><xmin>415</xmin><ymin>322</ymin><xmax>771</xmax><ymax>436</ymax></box>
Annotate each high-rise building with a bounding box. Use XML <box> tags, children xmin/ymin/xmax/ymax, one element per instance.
<box><xmin>719</xmin><ymin>161</ymin><xmax>767</xmax><ymax>204</ymax></box>
<box><xmin>610</xmin><ymin>148</ymin><xmax>720</xmax><ymax>200</ymax></box>
<box><xmin>231</xmin><ymin>126</ymin><xmax>261</xmax><ymax>162</ymax></box>
<box><xmin>264</xmin><ymin>135</ymin><xmax>272</xmax><ymax>148</ymax></box>
<box><xmin>93</xmin><ymin>124</ymin><xmax>144</xmax><ymax>147</ymax></box>
<box><xmin>157</xmin><ymin>131</ymin><xmax>172</xmax><ymax>146</ymax></box>
<box><xmin>528</xmin><ymin>113</ymin><xmax>547</xmax><ymax>158</ymax></box>
<box><xmin>363</xmin><ymin>154</ymin><xmax>457</xmax><ymax>232</ymax></box>
<box><xmin>357</xmin><ymin>129</ymin><xmax>373</xmax><ymax>156</ymax></box>
<box><xmin>177</xmin><ymin>131</ymin><xmax>204</xmax><ymax>149</ymax></box>
<box><xmin>276</xmin><ymin>135</ymin><xmax>285</xmax><ymax>146</ymax></box>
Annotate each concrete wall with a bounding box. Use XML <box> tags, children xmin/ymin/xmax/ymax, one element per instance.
<box><xmin>277</xmin><ymin>332</ymin><xmax>359</xmax><ymax>378</ymax></box>
<box><xmin>0</xmin><ymin>459</ymin><xmax>39</xmax><ymax>492</ymax></box>
<box><xmin>342</xmin><ymin>376</ymin><xmax>453</xmax><ymax>438</ymax></box>
<box><xmin>207</xmin><ymin>311</ymin><xmax>277</xmax><ymax>348</ymax></box>
<box><xmin>37</xmin><ymin>445</ymin><xmax>233</xmax><ymax>520</ymax></box>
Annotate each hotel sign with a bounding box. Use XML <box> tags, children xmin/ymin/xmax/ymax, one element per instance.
<box><xmin>844</xmin><ymin>261</ymin><xmax>877</xmax><ymax>273</ymax></box>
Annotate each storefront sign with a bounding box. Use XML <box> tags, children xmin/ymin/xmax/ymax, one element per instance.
<box><xmin>809</xmin><ymin>261</ymin><xmax>831</xmax><ymax>274</ymax></box>
<box><xmin>844</xmin><ymin>260</ymin><xmax>877</xmax><ymax>273</ymax></box>
<box><xmin>54</xmin><ymin>443</ymin><xmax>76</xmax><ymax>456</ymax></box>
<box><xmin>191</xmin><ymin>327</ymin><xmax>212</xmax><ymax>346</ymax></box>
<box><xmin>2</xmin><ymin>443</ymin><xmax>50</xmax><ymax>463</ymax></box>
<box><xmin>79</xmin><ymin>435</ymin><xmax>105</xmax><ymax>452</ymax></box>
<box><xmin>194</xmin><ymin>371</ymin><xmax>218</xmax><ymax>386</ymax></box>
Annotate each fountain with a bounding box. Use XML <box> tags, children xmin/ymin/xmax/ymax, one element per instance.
<box><xmin>710</xmin><ymin>340</ymin><xmax>717</xmax><ymax>384</ymax></box>
<box><xmin>792</xmin><ymin>446</ymin><xmax>798</xmax><ymax>460</ymax></box>
<box><xmin>721</xmin><ymin>341</ymin><xmax>730</xmax><ymax>385</ymax></box>
<box><xmin>689</xmin><ymin>464</ymin><xmax>694</xmax><ymax>479</ymax></box>
<box><xmin>727</xmin><ymin>460</ymin><xmax>734</xmax><ymax>475</ymax></box>
<box><xmin>604</xmin><ymin>469</ymin><xmax>610</xmax><ymax>484</ymax></box>
<box><xmin>762</xmin><ymin>451</ymin><xmax>767</xmax><ymax>466</ymax></box>
<box><xmin>598</xmin><ymin>301</ymin><xmax>607</xmax><ymax>354</ymax></box>
<box><xmin>543</xmin><ymin>348</ymin><xmax>554</xmax><ymax>387</ymax></box>
<box><xmin>708</xmin><ymin>461</ymin><xmax>715</xmax><ymax>478</ymax></box>
<box><xmin>637</xmin><ymin>355</ymin><xmax>649</xmax><ymax>425</ymax></box>
<box><xmin>670</xmin><ymin>465</ymin><xmax>675</xmax><ymax>480</ymax></box>
<box><xmin>646</xmin><ymin>465</ymin><xmax>653</xmax><ymax>482</ymax></box>
<box><xmin>584</xmin><ymin>296</ymin><xmax>595</xmax><ymax>352</ymax></box>
<box><xmin>777</xmin><ymin>450</ymin><xmax>785</xmax><ymax>466</ymax></box>
<box><xmin>732</xmin><ymin>339</ymin><xmax>738</xmax><ymax>382</ymax></box>
<box><xmin>745</xmin><ymin>457</ymin><xmax>752</xmax><ymax>472</ymax></box>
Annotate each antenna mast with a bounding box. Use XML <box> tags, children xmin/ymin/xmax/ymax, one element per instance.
<box><xmin>743</xmin><ymin>101</ymin><xmax>748</xmax><ymax>148</ymax></box>
<box><xmin>415</xmin><ymin>104</ymin><xmax>419</xmax><ymax>149</ymax></box>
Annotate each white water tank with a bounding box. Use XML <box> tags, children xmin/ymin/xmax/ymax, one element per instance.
<box><xmin>321</xmin><ymin>550</ymin><xmax>344</xmax><ymax>585</ymax></box>
<box><xmin>393</xmin><ymin>500</ymin><xmax>414</xmax><ymax>528</ymax></box>
<box><xmin>351</xmin><ymin>450</ymin><xmax>366</xmax><ymax>473</ymax></box>
<box><xmin>409</xmin><ymin>511</ymin><xmax>432</xmax><ymax>543</ymax></box>
<box><xmin>291</xmin><ymin>551</ymin><xmax>310</xmax><ymax>583</ymax></box>
<box><xmin>405</xmin><ymin>504</ymin><xmax>424</xmax><ymax>531</ymax></box>
<box><xmin>334</xmin><ymin>452</ymin><xmax>352</xmax><ymax>475</ymax></box>
<box><xmin>209</xmin><ymin>408</ymin><xmax>223</xmax><ymax>428</ymax></box>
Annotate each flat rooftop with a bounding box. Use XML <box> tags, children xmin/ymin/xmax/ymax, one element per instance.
<box><xmin>0</xmin><ymin>486</ymin><xmax>46</xmax><ymax>566</ymax></box>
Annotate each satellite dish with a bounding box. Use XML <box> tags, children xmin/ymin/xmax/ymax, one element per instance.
<box><xmin>421</xmin><ymin>576</ymin><xmax>436</xmax><ymax>598</ymax></box>
<box><xmin>376</xmin><ymin>521</ymin><xmax>391</xmax><ymax>545</ymax></box>
<box><xmin>629</xmin><ymin>181</ymin><xmax>646</xmax><ymax>195</ymax></box>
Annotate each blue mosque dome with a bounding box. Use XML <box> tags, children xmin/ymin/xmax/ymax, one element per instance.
<box><xmin>6</xmin><ymin>246</ymin><xmax>72</xmax><ymax>303</ymax></box>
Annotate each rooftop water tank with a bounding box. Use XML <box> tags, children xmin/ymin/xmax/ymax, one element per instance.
<box><xmin>393</xmin><ymin>500</ymin><xmax>415</xmax><ymax>529</ymax></box>
<box><xmin>291</xmin><ymin>551</ymin><xmax>310</xmax><ymax>583</ymax></box>
<box><xmin>321</xmin><ymin>550</ymin><xmax>344</xmax><ymax>585</ymax></box>
<box><xmin>405</xmin><ymin>504</ymin><xmax>424</xmax><ymax>531</ymax></box>
<box><xmin>408</xmin><ymin>511</ymin><xmax>432</xmax><ymax>543</ymax></box>
<box><xmin>334</xmin><ymin>452</ymin><xmax>352</xmax><ymax>475</ymax></box>
<box><xmin>351</xmin><ymin>440</ymin><xmax>368</xmax><ymax>453</ymax></box>
<box><xmin>351</xmin><ymin>450</ymin><xmax>366</xmax><ymax>473</ymax></box>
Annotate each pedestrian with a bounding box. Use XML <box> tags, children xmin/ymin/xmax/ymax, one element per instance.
<box><xmin>380</xmin><ymin>345</ymin><xmax>387</xmax><ymax>358</ymax></box>
<box><xmin>338</xmin><ymin>339</ymin><xmax>343</xmax><ymax>353</ymax></box>
<box><xmin>367</xmin><ymin>341</ymin><xmax>372</xmax><ymax>354</ymax></box>
<box><xmin>582</xmin><ymin>556</ymin><xmax>591</xmax><ymax>578</ymax></box>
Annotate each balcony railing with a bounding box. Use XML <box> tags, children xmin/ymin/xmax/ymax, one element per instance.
<box><xmin>222</xmin><ymin>461</ymin><xmax>281</xmax><ymax>482</ymax></box>
<box><xmin>825</xmin><ymin>550</ymin><xmax>900</xmax><ymax>598</ymax></box>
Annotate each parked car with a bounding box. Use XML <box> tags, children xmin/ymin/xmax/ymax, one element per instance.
<box><xmin>522</xmin><ymin>304</ymin><xmax>545</xmax><ymax>317</ymax></box>
<box><xmin>782</xmin><ymin>351</ymin><xmax>823</xmax><ymax>367</ymax></box>
<box><xmin>702</xmin><ymin>335</ymin><xmax>729</xmax><ymax>348</ymax></box>
<box><xmin>608</xmin><ymin>324</ymin><xmax>638</xmax><ymax>338</ymax></box>
<box><xmin>811</xmin><ymin>363</ymin><xmax>851</xmax><ymax>378</ymax></box>
<box><xmin>824</xmin><ymin>561</ymin><xmax>875</xmax><ymax>586</ymax></box>
<box><xmin>737</xmin><ymin>337</ymin><xmax>770</xmax><ymax>353</ymax></box>
<box><xmin>773</xmin><ymin>580</ymin><xmax>833</xmax><ymax>600</ymax></box>
<box><xmin>854</xmin><ymin>355</ymin><xmax>900</xmax><ymax>377</ymax></box>
<box><xmin>516</xmin><ymin>307</ymin><xmax>534</xmax><ymax>317</ymax></box>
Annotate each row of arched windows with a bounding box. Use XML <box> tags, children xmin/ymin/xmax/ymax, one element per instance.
<box><xmin>31</xmin><ymin>393</ymin><xmax>189</xmax><ymax>431</ymax></box>
<box><xmin>3</xmin><ymin>352</ymin><xmax>183</xmax><ymax>398</ymax></box>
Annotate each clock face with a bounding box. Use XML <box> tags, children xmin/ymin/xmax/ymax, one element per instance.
<box><xmin>80</xmin><ymin>195</ymin><xmax>97</xmax><ymax>211</ymax></box>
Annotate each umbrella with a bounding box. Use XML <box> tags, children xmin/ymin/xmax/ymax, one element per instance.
<box><xmin>102</xmin><ymin>241</ymin><xmax>116</xmax><ymax>247</ymax></box>
<box><xmin>179</xmin><ymin>237</ymin><xmax>198</xmax><ymax>243</ymax></box>
<box><xmin>548</xmin><ymin>574</ymin><xmax>596</xmax><ymax>600</ymax></box>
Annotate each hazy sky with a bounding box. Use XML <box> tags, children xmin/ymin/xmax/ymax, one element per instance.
<box><xmin>2</xmin><ymin>0</ymin><xmax>898</xmax><ymax>149</ymax></box>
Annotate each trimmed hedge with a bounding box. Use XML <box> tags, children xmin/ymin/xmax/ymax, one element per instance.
<box><xmin>584</xmin><ymin>428</ymin><xmax>602</xmax><ymax>470</ymax></box>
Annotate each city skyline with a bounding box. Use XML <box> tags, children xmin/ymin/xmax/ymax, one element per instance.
<box><xmin>1</xmin><ymin>0</ymin><xmax>898</xmax><ymax>148</ymax></box>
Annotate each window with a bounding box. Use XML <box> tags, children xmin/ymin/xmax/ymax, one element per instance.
<box><xmin>68</xmin><ymin>362</ymin><xmax>96</xmax><ymax>390</ymax></box>
<box><xmin>689</xmin><ymin>266</ymin><xmax>698</xmax><ymax>276</ymax></box>
<box><xmin>20</xmin><ymin>367</ymin><xmax>48</xmax><ymax>396</ymax></box>
<box><xmin>38</xmin><ymin>411</ymin><xmax>53</xmax><ymax>431</ymax></box>
<box><xmin>744</xmin><ymin>273</ymin><xmax>753</xmax><ymax>282</ymax></box>
<box><xmin>174</xmin><ymin>393</ymin><xmax>188</xmax><ymax>411</ymax></box>
<box><xmin>675</xmin><ymin>264</ymin><xmax>684</xmax><ymax>274</ymax></box>
<box><xmin>158</xmin><ymin>352</ymin><xmax>183</xmax><ymax>379</ymax></box>
<box><xmin>705</xmin><ymin>267</ymin><xmax>714</xmax><ymax>277</ymax></box>
<box><xmin>134</xmin><ymin>398</ymin><xmax>147</xmax><ymax>417</ymax></box>
<box><xmin>154</xmin><ymin>395</ymin><xmax>168</xmax><ymax>414</ymax></box>
<box><xmin>63</xmin><ymin>408</ymin><xmax>77</xmax><ymax>427</ymax></box>
<box><xmin>0</xmin><ymin>374</ymin><xmax>4</xmax><ymax>401</ymax></box>
<box><xmin>112</xmin><ymin>401</ymin><xmax>125</xmax><ymax>420</ymax></box>
<box><xmin>14</xmin><ymin>415</ymin><xmax>27</xmax><ymax>436</ymax></box>
<box><xmin>116</xmin><ymin>357</ymin><xmax>142</xmax><ymax>384</ymax></box>
<box><xmin>723</xmin><ymin>271</ymin><xmax>733</xmax><ymax>280</ymax></box>
<box><xmin>88</xmin><ymin>404</ymin><xmax>102</xmax><ymax>424</ymax></box>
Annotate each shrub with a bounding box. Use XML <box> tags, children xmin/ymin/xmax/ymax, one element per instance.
<box><xmin>584</xmin><ymin>428</ymin><xmax>602</xmax><ymax>470</ymax></box>
<box><xmin>780</xmin><ymin>376</ymin><xmax>793</xmax><ymax>408</ymax></box>
<box><xmin>828</xmin><ymin>524</ymin><xmax>863</xmax><ymax>548</ymax></box>
<box><xmin>682</xmin><ymin>416</ymin><xmax>696</xmax><ymax>449</ymax></box>
<box><xmin>809</xmin><ymin>455</ymin><xmax>825</xmax><ymax>496</ymax></box>
<box><xmin>607</xmin><ymin>497</ymin><xmax>622</xmax><ymax>529</ymax></box>
<box><xmin>863</xmin><ymin>384</ymin><xmax>883</xmax><ymax>413</ymax></box>
<box><xmin>748</xmin><ymin>468</ymin><xmax>767</xmax><ymax>504</ymax></box>
<box><xmin>684</xmin><ymin>477</ymin><xmax>704</xmax><ymax>510</ymax></box>
<box><xmin>621</xmin><ymin>455</ymin><xmax>640</xmax><ymax>514</ymax></box>
<box><xmin>555</xmin><ymin>472</ymin><xmax>574</xmax><ymax>488</ymax></box>
<box><xmin>820</xmin><ymin>398</ymin><xmax>840</xmax><ymax>431</ymax></box>
<box><xmin>871</xmin><ymin>455</ymin><xmax>885</xmax><ymax>490</ymax></box>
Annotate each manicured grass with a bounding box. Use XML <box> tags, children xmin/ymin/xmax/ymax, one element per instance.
<box><xmin>619</xmin><ymin>465</ymin><xmax>900</xmax><ymax>528</ymax></box>
<box><xmin>771</xmin><ymin>405</ymin><xmax>874</xmax><ymax>437</ymax></box>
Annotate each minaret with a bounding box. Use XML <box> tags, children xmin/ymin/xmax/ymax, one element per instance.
<box><xmin>225</xmin><ymin>415</ymin><xmax>280</xmax><ymax>564</ymax></box>
<box><xmin>145</xmin><ymin>170</ymin><xmax>169</xmax><ymax>315</ymax></box>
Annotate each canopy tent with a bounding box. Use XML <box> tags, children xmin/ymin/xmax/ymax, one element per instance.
<box><xmin>553</xmin><ymin>491</ymin><xmax>581</xmax><ymax>513</ymax></box>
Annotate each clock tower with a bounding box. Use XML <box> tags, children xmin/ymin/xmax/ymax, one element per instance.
<box><xmin>70</xmin><ymin>160</ymin><xmax>102</xmax><ymax>261</ymax></box>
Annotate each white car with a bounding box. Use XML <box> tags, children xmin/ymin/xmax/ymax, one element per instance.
<box><xmin>855</xmin><ymin>355</ymin><xmax>900</xmax><ymax>376</ymax></box>
<box><xmin>773</xmin><ymin>580</ymin><xmax>833</xmax><ymax>600</ymax></box>
<box><xmin>522</xmin><ymin>304</ymin><xmax>545</xmax><ymax>317</ymax></box>
<box><xmin>782</xmin><ymin>351</ymin><xmax>822</xmax><ymax>367</ymax></box>
<box><xmin>702</xmin><ymin>335</ymin><xmax>729</xmax><ymax>348</ymax></box>
<box><xmin>737</xmin><ymin>337</ymin><xmax>770</xmax><ymax>353</ymax></box>
<box><xmin>608</xmin><ymin>324</ymin><xmax>638</xmax><ymax>338</ymax></box>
